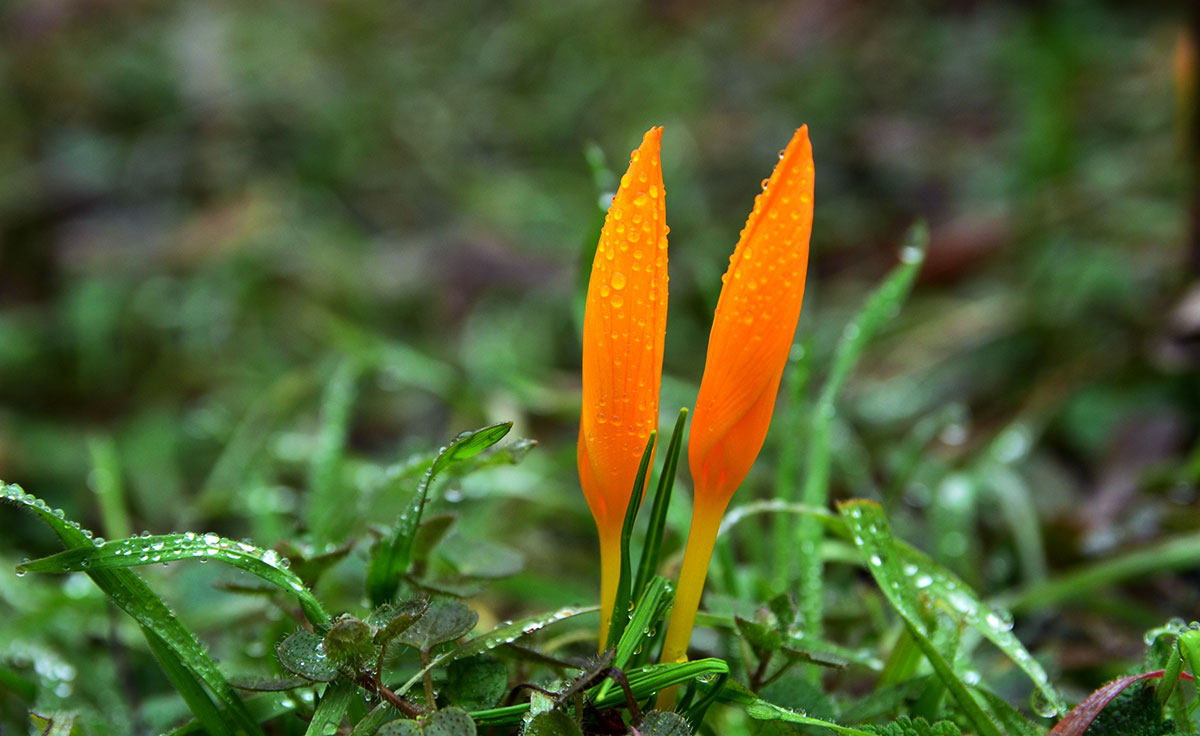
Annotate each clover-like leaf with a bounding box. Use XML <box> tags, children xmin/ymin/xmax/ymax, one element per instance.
<box><xmin>397</xmin><ymin>599</ymin><xmax>478</xmax><ymax>650</ymax></box>
<box><xmin>443</xmin><ymin>655</ymin><xmax>507</xmax><ymax>710</ymax></box>
<box><xmin>276</xmin><ymin>630</ymin><xmax>338</xmax><ymax>682</ymax></box>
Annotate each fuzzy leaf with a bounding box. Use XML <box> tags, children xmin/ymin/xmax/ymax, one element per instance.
<box><xmin>277</xmin><ymin>631</ymin><xmax>338</xmax><ymax>682</ymax></box>
<box><xmin>397</xmin><ymin>599</ymin><xmax>478</xmax><ymax>650</ymax></box>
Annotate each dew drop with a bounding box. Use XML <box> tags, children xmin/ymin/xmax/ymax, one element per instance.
<box><xmin>611</xmin><ymin>272</ymin><xmax>627</xmax><ymax>290</ymax></box>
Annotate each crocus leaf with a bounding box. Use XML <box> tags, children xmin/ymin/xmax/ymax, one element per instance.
<box><xmin>633</xmin><ymin>408</ymin><xmax>688</xmax><ymax>603</ymax></box>
<box><xmin>606</xmin><ymin>430</ymin><xmax>656</xmax><ymax>650</ymax></box>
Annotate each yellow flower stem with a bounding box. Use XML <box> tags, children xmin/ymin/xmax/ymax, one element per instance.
<box><xmin>597</xmin><ymin>527</ymin><xmax>622</xmax><ymax>650</ymax></box>
<box><xmin>656</xmin><ymin>500</ymin><xmax>725</xmax><ymax>709</ymax></box>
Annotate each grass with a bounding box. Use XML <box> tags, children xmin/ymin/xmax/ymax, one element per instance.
<box><xmin>2</xmin><ymin>1</ymin><xmax>1199</xmax><ymax>734</ymax></box>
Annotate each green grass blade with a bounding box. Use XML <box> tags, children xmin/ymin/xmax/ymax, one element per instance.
<box><xmin>619</xmin><ymin>576</ymin><xmax>670</xmax><ymax>667</ymax></box>
<box><xmin>142</xmin><ymin>629</ymin><xmax>232</xmax><ymax>736</ymax></box>
<box><xmin>2</xmin><ymin>482</ymin><xmax>263</xmax><ymax>736</ymax></box>
<box><xmin>468</xmin><ymin>659</ymin><xmax>730</xmax><ymax>727</ymax></box>
<box><xmin>606</xmin><ymin>430</ymin><xmax>656</xmax><ymax>650</ymax></box>
<box><xmin>19</xmin><ymin>531</ymin><xmax>329</xmax><ymax>628</ymax></box>
<box><xmin>165</xmin><ymin>693</ymin><xmax>299</xmax><ymax>735</ymax></box>
<box><xmin>304</xmin><ymin>679</ymin><xmax>356</xmax><ymax>736</ymax></box>
<box><xmin>634</xmin><ymin>409</ymin><xmax>687</xmax><ymax>603</ymax></box>
<box><xmin>891</xmin><ymin>539</ymin><xmax>1065</xmax><ymax>716</ymax></box>
<box><xmin>306</xmin><ymin>359</ymin><xmax>360</xmax><ymax>549</ymax></box>
<box><xmin>367</xmin><ymin>422</ymin><xmax>513</xmax><ymax>605</ymax></box>
<box><xmin>837</xmin><ymin>500</ymin><xmax>1003</xmax><ymax>736</ymax></box>
<box><xmin>1000</xmin><ymin>530</ymin><xmax>1200</xmax><ymax>614</ymax></box>
<box><xmin>772</xmin><ymin>341</ymin><xmax>813</xmax><ymax>591</ymax></box>
<box><xmin>392</xmin><ymin>605</ymin><xmax>596</xmax><ymax>699</ymax></box>
<box><xmin>796</xmin><ymin>222</ymin><xmax>928</xmax><ymax>640</ymax></box>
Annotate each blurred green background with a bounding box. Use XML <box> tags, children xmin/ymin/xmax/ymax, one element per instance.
<box><xmin>1</xmin><ymin>0</ymin><xmax>1199</xmax><ymax>730</ymax></box>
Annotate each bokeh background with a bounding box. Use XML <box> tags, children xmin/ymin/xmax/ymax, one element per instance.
<box><xmin>2</xmin><ymin>0</ymin><xmax>1199</xmax><ymax>730</ymax></box>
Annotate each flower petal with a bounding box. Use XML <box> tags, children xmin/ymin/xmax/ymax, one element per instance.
<box><xmin>689</xmin><ymin>126</ymin><xmax>814</xmax><ymax>507</ymax></box>
<box><xmin>578</xmin><ymin>127</ymin><xmax>669</xmax><ymax>533</ymax></box>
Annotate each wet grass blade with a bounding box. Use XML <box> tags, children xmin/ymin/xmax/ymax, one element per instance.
<box><xmin>606</xmin><ymin>431</ymin><xmax>656</xmax><ymax>650</ymax></box>
<box><xmin>20</xmin><ymin>532</ymin><xmax>329</xmax><ymax>628</ymax></box>
<box><xmin>1</xmin><ymin>482</ymin><xmax>262</xmax><ymax>736</ymax></box>
<box><xmin>838</xmin><ymin>499</ymin><xmax>1003</xmax><ymax>736</ymax></box>
<box><xmin>367</xmin><ymin>422</ymin><xmax>513</xmax><ymax>605</ymax></box>
<box><xmin>304</xmin><ymin>679</ymin><xmax>356</xmax><ymax>736</ymax></box>
<box><xmin>796</xmin><ymin>222</ymin><xmax>928</xmax><ymax>640</ymax></box>
<box><xmin>634</xmin><ymin>409</ymin><xmax>687</xmax><ymax>603</ymax></box>
<box><xmin>392</xmin><ymin>605</ymin><xmax>596</xmax><ymax>699</ymax></box>
<box><xmin>890</xmin><ymin>538</ymin><xmax>1066</xmax><ymax>716</ymax></box>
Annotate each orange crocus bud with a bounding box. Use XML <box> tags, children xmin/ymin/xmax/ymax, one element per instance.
<box><xmin>659</xmin><ymin>126</ymin><xmax>813</xmax><ymax>681</ymax></box>
<box><xmin>578</xmin><ymin>127</ymin><xmax>669</xmax><ymax>648</ymax></box>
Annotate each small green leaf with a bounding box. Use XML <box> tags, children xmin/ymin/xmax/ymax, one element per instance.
<box><xmin>277</xmin><ymin>631</ymin><xmax>339</xmax><ymax>682</ymax></box>
<box><xmin>372</xmin><ymin>598</ymin><xmax>431</xmax><ymax>646</ymax></box>
<box><xmin>323</xmin><ymin>617</ymin><xmax>375</xmax><ymax>670</ymax></box>
<box><xmin>435</xmin><ymin>425</ymin><xmax>515</xmax><ymax>472</ymax></box>
<box><xmin>377</xmin><ymin>719</ymin><xmax>420</xmax><ymax>736</ymax></box>
<box><xmin>735</xmin><ymin>617</ymin><xmax>783</xmax><ymax>655</ymax></box>
<box><xmin>397</xmin><ymin>599</ymin><xmax>478</xmax><ymax>650</ymax></box>
<box><xmin>422</xmin><ymin>707</ymin><xmax>478</xmax><ymax>736</ymax></box>
<box><xmin>767</xmin><ymin>593</ymin><xmax>797</xmax><ymax>631</ymax></box>
<box><xmin>443</xmin><ymin>655</ymin><xmax>507</xmax><ymax>711</ymax></box>
<box><xmin>29</xmin><ymin>711</ymin><xmax>77</xmax><ymax>736</ymax></box>
<box><xmin>522</xmin><ymin>710</ymin><xmax>583</xmax><ymax>736</ymax></box>
<box><xmin>638</xmin><ymin>711</ymin><xmax>691</xmax><ymax>736</ymax></box>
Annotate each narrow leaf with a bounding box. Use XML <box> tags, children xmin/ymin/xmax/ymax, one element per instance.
<box><xmin>796</xmin><ymin>222</ymin><xmax>928</xmax><ymax>640</ymax></box>
<box><xmin>1</xmin><ymin>482</ymin><xmax>262</xmax><ymax>735</ymax></box>
<box><xmin>304</xmin><ymin>679</ymin><xmax>356</xmax><ymax>736</ymax></box>
<box><xmin>393</xmin><ymin>606</ymin><xmax>595</xmax><ymax>699</ymax></box>
<box><xmin>20</xmin><ymin>532</ymin><xmax>329</xmax><ymax>627</ymax></box>
<box><xmin>607</xmin><ymin>431</ymin><xmax>656</xmax><ymax>650</ymax></box>
<box><xmin>367</xmin><ymin>423</ymin><xmax>513</xmax><ymax>606</ymax></box>
<box><xmin>633</xmin><ymin>408</ymin><xmax>687</xmax><ymax>602</ymax></box>
<box><xmin>837</xmin><ymin>500</ymin><xmax>1002</xmax><ymax>736</ymax></box>
<box><xmin>306</xmin><ymin>359</ymin><xmax>360</xmax><ymax>548</ymax></box>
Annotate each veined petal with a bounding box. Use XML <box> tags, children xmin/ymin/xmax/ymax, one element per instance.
<box><xmin>578</xmin><ymin>126</ymin><xmax>670</xmax><ymax>535</ymax></box>
<box><xmin>689</xmin><ymin>126</ymin><xmax>814</xmax><ymax>508</ymax></box>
